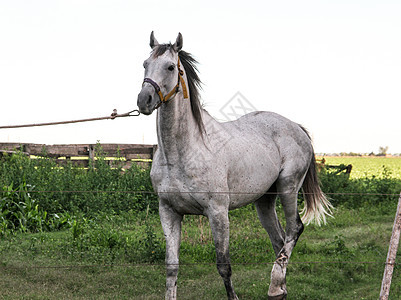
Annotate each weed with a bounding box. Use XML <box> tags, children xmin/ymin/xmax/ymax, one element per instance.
<box><xmin>141</xmin><ymin>220</ymin><xmax>164</xmax><ymax>262</ymax></box>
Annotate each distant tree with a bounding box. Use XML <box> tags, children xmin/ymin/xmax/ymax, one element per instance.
<box><xmin>378</xmin><ymin>146</ymin><xmax>389</xmax><ymax>156</ymax></box>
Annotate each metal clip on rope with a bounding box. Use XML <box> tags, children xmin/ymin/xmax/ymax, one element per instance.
<box><xmin>111</xmin><ymin>109</ymin><xmax>140</xmax><ymax>119</ymax></box>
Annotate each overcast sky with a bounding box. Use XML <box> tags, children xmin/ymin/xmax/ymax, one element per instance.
<box><xmin>1</xmin><ymin>0</ymin><xmax>400</xmax><ymax>154</ymax></box>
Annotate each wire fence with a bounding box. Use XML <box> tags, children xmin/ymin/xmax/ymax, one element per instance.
<box><xmin>23</xmin><ymin>261</ymin><xmax>401</xmax><ymax>270</ymax></box>
<box><xmin>1</xmin><ymin>189</ymin><xmax>400</xmax><ymax>197</ymax></box>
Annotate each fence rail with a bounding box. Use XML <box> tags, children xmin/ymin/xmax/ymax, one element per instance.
<box><xmin>0</xmin><ymin>143</ymin><xmax>157</xmax><ymax>168</ymax></box>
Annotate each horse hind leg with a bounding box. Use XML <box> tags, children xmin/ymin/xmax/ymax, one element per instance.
<box><xmin>254</xmin><ymin>184</ymin><xmax>285</xmax><ymax>256</ymax></box>
<box><xmin>268</xmin><ymin>175</ymin><xmax>305</xmax><ymax>299</ymax></box>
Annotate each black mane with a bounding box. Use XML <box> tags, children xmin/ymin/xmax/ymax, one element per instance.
<box><xmin>152</xmin><ymin>44</ymin><xmax>205</xmax><ymax>134</ymax></box>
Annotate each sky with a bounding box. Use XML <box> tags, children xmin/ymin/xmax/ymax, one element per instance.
<box><xmin>0</xmin><ymin>0</ymin><xmax>400</xmax><ymax>154</ymax></box>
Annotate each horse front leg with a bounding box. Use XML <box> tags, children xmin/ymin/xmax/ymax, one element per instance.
<box><xmin>159</xmin><ymin>200</ymin><xmax>183</xmax><ymax>300</ymax></box>
<box><xmin>207</xmin><ymin>206</ymin><xmax>239</xmax><ymax>300</ymax></box>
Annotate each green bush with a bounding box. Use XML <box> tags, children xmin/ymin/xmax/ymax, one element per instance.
<box><xmin>0</xmin><ymin>148</ymin><xmax>158</xmax><ymax>216</ymax></box>
<box><xmin>318</xmin><ymin>165</ymin><xmax>401</xmax><ymax>208</ymax></box>
<box><xmin>2</xmin><ymin>148</ymin><xmax>401</xmax><ymax>237</ymax></box>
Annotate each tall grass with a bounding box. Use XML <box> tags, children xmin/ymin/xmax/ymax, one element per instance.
<box><xmin>1</xmin><ymin>149</ymin><xmax>401</xmax><ymax>236</ymax></box>
<box><xmin>0</xmin><ymin>146</ymin><xmax>158</xmax><ymax>216</ymax></box>
<box><xmin>0</xmin><ymin>182</ymin><xmax>71</xmax><ymax>237</ymax></box>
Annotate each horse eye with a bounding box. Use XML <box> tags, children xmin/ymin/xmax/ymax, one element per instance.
<box><xmin>143</xmin><ymin>61</ymin><xmax>147</xmax><ymax>68</ymax></box>
<box><xmin>168</xmin><ymin>65</ymin><xmax>175</xmax><ymax>71</ymax></box>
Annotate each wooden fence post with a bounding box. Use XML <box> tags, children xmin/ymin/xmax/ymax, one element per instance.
<box><xmin>380</xmin><ymin>192</ymin><xmax>401</xmax><ymax>299</ymax></box>
<box><xmin>89</xmin><ymin>144</ymin><xmax>95</xmax><ymax>168</ymax></box>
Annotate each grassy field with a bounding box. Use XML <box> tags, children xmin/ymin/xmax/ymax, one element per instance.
<box><xmin>1</xmin><ymin>153</ymin><xmax>401</xmax><ymax>299</ymax></box>
<box><xmin>1</xmin><ymin>203</ymin><xmax>401</xmax><ymax>299</ymax></box>
<box><xmin>318</xmin><ymin>156</ymin><xmax>401</xmax><ymax>179</ymax></box>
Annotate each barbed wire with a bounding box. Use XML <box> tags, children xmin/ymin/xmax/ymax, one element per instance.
<box><xmin>1</xmin><ymin>189</ymin><xmax>400</xmax><ymax>197</ymax></box>
<box><xmin>12</xmin><ymin>260</ymin><xmax>401</xmax><ymax>270</ymax></box>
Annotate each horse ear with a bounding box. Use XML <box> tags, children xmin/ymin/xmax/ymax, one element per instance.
<box><xmin>150</xmin><ymin>31</ymin><xmax>159</xmax><ymax>49</ymax></box>
<box><xmin>172</xmin><ymin>32</ymin><xmax>183</xmax><ymax>52</ymax></box>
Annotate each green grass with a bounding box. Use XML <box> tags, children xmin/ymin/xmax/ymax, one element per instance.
<box><xmin>319</xmin><ymin>156</ymin><xmax>401</xmax><ymax>179</ymax></box>
<box><xmin>1</xmin><ymin>203</ymin><xmax>401</xmax><ymax>299</ymax></box>
<box><xmin>2</xmin><ymin>151</ymin><xmax>401</xmax><ymax>299</ymax></box>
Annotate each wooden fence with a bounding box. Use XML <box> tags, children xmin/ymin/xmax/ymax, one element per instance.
<box><xmin>0</xmin><ymin>143</ymin><xmax>157</xmax><ymax>169</ymax></box>
<box><xmin>316</xmin><ymin>157</ymin><xmax>353</xmax><ymax>175</ymax></box>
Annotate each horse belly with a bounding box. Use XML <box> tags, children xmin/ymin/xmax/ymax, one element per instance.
<box><xmin>227</xmin><ymin>177</ymin><xmax>278</xmax><ymax>209</ymax></box>
<box><xmin>227</xmin><ymin>151</ymin><xmax>280</xmax><ymax>210</ymax></box>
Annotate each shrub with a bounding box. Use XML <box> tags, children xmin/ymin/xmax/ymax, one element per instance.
<box><xmin>0</xmin><ymin>149</ymin><xmax>158</xmax><ymax>216</ymax></box>
<box><xmin>318</xmin><ymin>165</ymin><xmax>401</xmax><ymax>208</ymax></box>
<box><xmin>2</xmin><ymin>149</ymin><xmax>401</xmax><ymax>236</ymax></box>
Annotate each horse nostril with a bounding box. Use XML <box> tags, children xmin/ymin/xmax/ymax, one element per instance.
<box><xmin>147</xmin><ymin>95</ymin><xmax>152</xmax><ymax>105</ymax></box>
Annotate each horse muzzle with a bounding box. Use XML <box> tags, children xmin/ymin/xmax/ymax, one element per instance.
<box><xmin>137</xmin><ymin>86</ymin><xmax>158</xmax><ymax>115</ymax></box>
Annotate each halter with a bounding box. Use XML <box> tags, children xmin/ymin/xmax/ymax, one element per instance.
<box><xmin>143</xmin><ymin>57</ymin><xmax>189</xmax><ymax>109</ymax></box>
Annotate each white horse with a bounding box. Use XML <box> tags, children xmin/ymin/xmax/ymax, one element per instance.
<box><xmin>137</xmin><ymin>32</ymin><xmax>332</xmax><ymax>300</ymax></box>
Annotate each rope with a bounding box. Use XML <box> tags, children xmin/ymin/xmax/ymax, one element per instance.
<box><xmin>0</xmin><ymin>109</ymin><xmax>140</xmax><ymax>129</ymax></box>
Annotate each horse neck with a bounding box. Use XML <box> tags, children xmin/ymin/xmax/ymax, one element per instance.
<box><xmin>156</xmin><ymin>93</ymin><xmax>204</xmax><ymax>161</ymax></box>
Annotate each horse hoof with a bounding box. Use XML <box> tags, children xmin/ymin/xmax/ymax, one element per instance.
<box><xmin>268</xmin><ymin>288</ymin><xmax>287</xmax><ymax>300</ymax></box>
<box><xmin>268</xmin><ymin>294</ymin><xmax>287</xmax><ymax>300</ymax></box>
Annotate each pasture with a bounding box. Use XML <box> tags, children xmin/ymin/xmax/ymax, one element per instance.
<box><xmin>1</xmin><ymin>204</ymin><xmax>400</xmax><ymax>299</ymax></box>
<box><xmin>1</xmin><ymin>152</ymin><xmax>401</xmax><ymax>299</ymax></box>
<box><xmin>319</xmin><ymin>156</ymin><xmax>401</xmax><ymax>179</ymax></box>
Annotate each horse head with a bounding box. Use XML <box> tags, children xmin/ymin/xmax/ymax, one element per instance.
<box><xmin>137</xmin><ymin>31</ymin><xmax>185</xmax><ymax>115</ymax></box>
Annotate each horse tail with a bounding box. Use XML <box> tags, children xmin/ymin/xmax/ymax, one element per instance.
<box><xmin>300</xmin><ymin>151</ymin><xmax>333</xmax><ymax>226</ymax></box>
